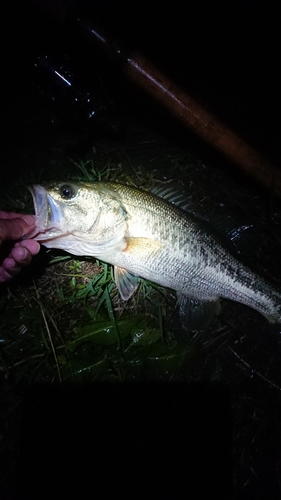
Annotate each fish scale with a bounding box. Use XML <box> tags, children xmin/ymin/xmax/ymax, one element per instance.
<box><xmin>28</xmin><ymin>181</ymin><xmax>281</xmax><ymax>326</ymax></box>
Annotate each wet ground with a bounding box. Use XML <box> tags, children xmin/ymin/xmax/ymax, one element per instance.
<box><xmin>1</xmin><ymin>1</ymin><xmax>281</xmax><ymax>498</ymax></box>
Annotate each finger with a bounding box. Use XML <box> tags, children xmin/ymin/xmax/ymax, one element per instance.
<box><xmin>11</xmin><ymin>246</ymin><xmax>34</xmax><ymax>266</ymax></box>
<box><xmin>0</xmin><ymin>241</ymin><xmax>41</xmax><ymax>283</ymax></box>
<box><xmin>15</xmin><ymin>239</ymin><xmax>41</xmax><ymax>256</ymax></box>
<box><xmin>0</xmin><ymin>246</ymin><xmax>37</xmax><ymax>283</ymax></box>
<box><xmin>0</xmin><ymin>211</ymin><xmax>23</xmax><ymax>219</ymax></box>
<box><xmin>0</xmin><ymin>212</ymin><xmax>35</xmax><ymax>224</ymax></box>
<box><xmin>0</xmin><ymin>257</ymin><xmax>22</xmax><ymax>282</ymax></box>
<box><xmin>0</xmin><ymin>217</ymin><xmax>37</xmax><ymax>242</ymax></box>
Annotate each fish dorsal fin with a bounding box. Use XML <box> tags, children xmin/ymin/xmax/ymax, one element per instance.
<box><xmin>177</xmin><ymin>293</ymin><xmax>221</xmax><ymax>331</ymax></box>
<box><xmin>152</xmin><ymin>185</ymin><xmax>192</xmax><ymax>212</ymax></box>
<box><xmin>206</xmin><ymin>209</ymin><xmax>262</xmax><ymax>258</ymax></box>
<box><xmin>114</xmin><ymin>266</ymin><xmax>139</xmax><ymax>300</ymax></box>
<box><xmin>153</xmin><ymin>185</ymin><xmax>263</xmax><ymax>259</ymax></box>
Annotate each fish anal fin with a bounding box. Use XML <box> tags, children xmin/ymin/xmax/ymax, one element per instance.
<box><xmin>177</xmin><ymin>294</ymin><xmax>221</xmax><ymax>331</ymax></box>
<box><xmin>114</xmin><ymin>266</ymin><xmax>139</xmax><ymax>300</ymax></box>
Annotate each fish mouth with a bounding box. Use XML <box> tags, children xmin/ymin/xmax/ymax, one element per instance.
<box><xmin>28</xmin><ymin>185</ymin><xmax>62</xmax><ymax>241</ymax></box>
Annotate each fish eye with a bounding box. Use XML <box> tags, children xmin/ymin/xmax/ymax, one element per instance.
<box><xmin>59</xmin><ymin>184</ymin><xmax>76</xmax><ymax>200</ymax></box>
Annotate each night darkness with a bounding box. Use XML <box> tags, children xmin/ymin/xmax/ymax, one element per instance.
<box><xmin>1</xmin><ymin>1</ymin><xmax>281</xmax><ymax>499</ymax></box>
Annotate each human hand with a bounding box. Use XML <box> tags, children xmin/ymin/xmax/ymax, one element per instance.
<box><xmin>0</xmin><ymin>211</ymin><xmax>41</xmax><ymax>283</ymax></box>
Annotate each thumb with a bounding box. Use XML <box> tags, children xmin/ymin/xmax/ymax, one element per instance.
<box><xmin>0</xmin><ymin>218</ymin><xmax>33</xmax><ymax>243</ymax></box>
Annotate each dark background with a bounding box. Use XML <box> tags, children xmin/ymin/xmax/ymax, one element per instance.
<box><xmin>1</xmin><ymin>1</ymin><xmax>281</xmax><ymax>498</ymax></box>
<box><xmin>1</xmin><ymin>0</ymin><xmax>281</xmax><ymax>171</ymax></box>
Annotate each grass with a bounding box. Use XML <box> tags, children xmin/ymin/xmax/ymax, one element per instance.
<box><xmin>1</xmin><ymin>125</ymin><xmax>281</xmax><ymax>497</ymax></box>
<box><xmin>1</xmin><ymin>146</ymin><xmax>281</xmax><ymax>385</ymax></box>
<box><xmin>0</xmin><ymin>155</ymin><xmax>196</xmax><ymax>389</ymax></box>
<box><xmin>0</xmin><ymin>254</ymin><xmax>193</xmax><ymax>386</ymax></box>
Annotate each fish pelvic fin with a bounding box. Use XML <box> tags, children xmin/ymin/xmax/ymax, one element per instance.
<box><xmin>177</xmin><ymin>293</ymin><xmax>221</xmax><ymax>331</ymax></box>
<box><xmin>114</xmin><ymin>266</ymin><xmax>139</xmax><ymax>300</ymax></box>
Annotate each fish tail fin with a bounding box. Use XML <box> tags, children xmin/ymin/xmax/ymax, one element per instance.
<box><xmin>261</xmin><ymin>287</ymin><xmax>281</xmax><ymax>324</ymax></box>
<box><xmin>231</xmin><ymin>279</ymin><xmax>281</xmax><ymax>324</ymax></box>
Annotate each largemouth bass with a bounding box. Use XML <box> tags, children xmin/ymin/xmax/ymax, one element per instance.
<box><xmin>29</xmin><ymin>181</ymin><xmax>281</xmax><ymax>327</ymax></box>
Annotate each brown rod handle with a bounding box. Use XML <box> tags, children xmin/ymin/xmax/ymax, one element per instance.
<box><xmin>81</xmin><ymin>21</ymin><xmax>281</xmax><ymax>196</ymax></box>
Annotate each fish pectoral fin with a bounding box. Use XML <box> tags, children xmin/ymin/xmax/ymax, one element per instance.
<box><xmin>115</xmin><ymin>238</ymin><xmax>161</xmax><ymax>300</ymax></box>
<box><xmin>177</xmin><ymin>294</ymin><xmax>221</xmax><ymax>331</ymax></box>
<box><xmin>123</xmin><ymin>237</ymin><xmax>162</xmax><ymax>256</ymax></box>
<box><xmin>114</xmin><ymin>266</ymin><xmax>139</xmax><ymax>301</ymax></box>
